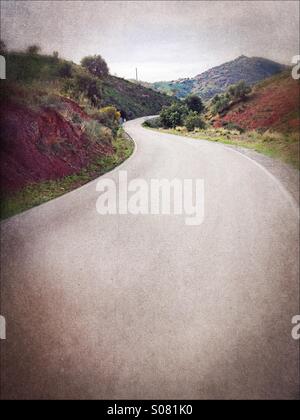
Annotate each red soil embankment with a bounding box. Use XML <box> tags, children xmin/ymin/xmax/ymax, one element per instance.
<box><xmin>214</xmin><ymin>73</ymin><xmax>299</xmax><ymax>132</ymax></box>
<box><xmin>0</xmin><ymin>98</ymin><xmax>113</xmax><ymax>192</ymax></box>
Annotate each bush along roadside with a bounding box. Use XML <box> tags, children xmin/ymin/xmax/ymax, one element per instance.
<box><xmin>142</xmin><ymin>79</ymin><xmax>299</xmax><ymax>169</ymax></box>
<box><xmin>0</xmin><ymin>127</ymin><xmax>134</xmax><ymax>220</ymax></box>
<box><xmin>143</xmin><ymin>122</ymin><xmax>299</xmax><ymax>169</ymax></box>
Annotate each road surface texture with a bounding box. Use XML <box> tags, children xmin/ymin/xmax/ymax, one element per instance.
<box><xmin>1</xmin><ymin>117</ymin><xmax>299</xmax><ymax>399</ymax></box>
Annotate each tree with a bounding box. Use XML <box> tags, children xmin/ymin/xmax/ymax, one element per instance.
<box><xmin>26</xmin><ymin>44</ymin><xmax>41</xmax><ymax>55</ymax></box>
<box><xmin>211</xmin><ymin>80</ymin><xmax>251</xmax><ymax>115</ymax></box>
<box><xmin>75</xmin><ymin>73</ymin><xmax>102</xmax><ymax>106</ymax></box>
<box><xmin>160</xmin><ymin>102</ymin><xmax>189</xmax><ymax>128</ymax></box>
<box><xmin>184</xmin><ymin>111</ymin><xmax>206</xmax><ymax>131</ymax></box>
<box><xmin>211</xmin><ymin>93</ymin><xmax>230</xmax><ymax>115</ymax></box>
<box><xmin>63</xmin><ymin>70</ymin><xmax>103</xmax><ymax>107</ymax></box>
<box><xmin>184</xmin><ymin>94</ymin><xmax>204</xmax><ymax>113</ymax></box>
<box><xmin>227</xmin><ymin>80</ymin><xmax>251</xmax><ymax>100</ymax></box>
<box><xmin>81</xmin><ymin>55</ymin><xmax>109</xmax><ymax>78</ymax></box>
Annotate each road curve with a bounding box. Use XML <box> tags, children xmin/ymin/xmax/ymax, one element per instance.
<box><xmin>1</xmin><ymin>117</ymin><xmax>299</xmax><ymax>399</ymax></box>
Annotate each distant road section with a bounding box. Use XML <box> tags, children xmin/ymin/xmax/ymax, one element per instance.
<box><xmin>1</xmin><ymin>117</ymin><xmax>299</xmax><ymax>399</ymax></box>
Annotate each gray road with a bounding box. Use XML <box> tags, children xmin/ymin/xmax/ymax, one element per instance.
<box><xmin>0</xmin><ymin>117</ymin><xmax>299</xmax><ymax>399</ymax></box>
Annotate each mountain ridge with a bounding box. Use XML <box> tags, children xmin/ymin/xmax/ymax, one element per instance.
<box><xmin>151</xmin><ymin>55</ymin><xmax>288</xmax><ymax>100</ymax></box>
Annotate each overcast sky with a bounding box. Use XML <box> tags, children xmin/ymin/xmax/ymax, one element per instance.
<box><xmin>1</xmin><ymin>0</ymin><xmax>299</xmax><ymax>82</ymax></box>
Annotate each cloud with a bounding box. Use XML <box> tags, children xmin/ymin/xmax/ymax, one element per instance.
<box><xmin>1</xmin><ymin>0</ymin><xmax>299</xmax><ymax>81</ymax></box>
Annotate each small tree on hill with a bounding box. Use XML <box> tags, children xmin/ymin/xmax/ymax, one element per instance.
<box><xmin>26</xmin><ymin>44</ymin><xmax>41</xmax><ymax>55</ymax></box>
<box><xmin>81</xmin><ymin>55</ymin><xmax>109</xmax><ymax>78</ymax></box>
<box><xmin>184</xmin><ymin>94</ymin><xmax>204</xmax><ymax>114</ymax></box>
<box><xmin>0</xmin><ymin>40</ymin><xmax>7</xmax><ymax>53</ymax></box>
<box><xmin>75</xmin><ymin>73</ymin><xmax>103</xmax><ymax>106</ymax></box>
<box><xmin>63</xmin><ymin>70</ymin><xmax>103</xmax><ymax>107</ymax></box>
<box><xmin>228</xmin><ymin>80</ymin><xmax>251</xmax><ymax>100</ymax></box>
<box><xmin>211</xmin><ymin>93</ymin><xmax>230</xmax><ymax>115</ymax></box>
<box><xmin>58</xmin><ymin>61</ymin><xmax>73</xmax><ymax>78</ymax></box>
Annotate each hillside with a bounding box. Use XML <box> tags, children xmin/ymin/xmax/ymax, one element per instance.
<box><xmin>213</xmin><ymin>71</ymin><xmax>299</xmax><ymax>133</ymax></box>
<box><xmin>0</xmin><ymin>87</ymin><xmax>112</xmax><ymax>192</ymax></box>
<box><xmin>102</xmin><ymin>75</ymin><xmax>173</xmax><ymax>119</ymax></box>
<box><xmin>152</xmin><ymin>56</ymin><xmax>287</xmax><ymax>100</ymax></box>
<box><xmin>4</xmin><ymin>52</ymin><xmax>173</xmax><ymax>119</ymax></box>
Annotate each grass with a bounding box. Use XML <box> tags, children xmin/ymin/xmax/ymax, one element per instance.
<box><xmin>145</xmin><ymin>125</ymin><xmax>299</xmax><ymax>169</ymax></box>
<box><xmin>0</xmin><ymin>128</ymin><xmax>134</xmax><ymax>220</ymax></box>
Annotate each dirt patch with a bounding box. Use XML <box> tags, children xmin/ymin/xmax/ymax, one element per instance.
<box><xmin>0</xmin><ymin>99</ymin><xmax>113</xmax><ymax>192</ymax></box>
<box><xmin>214</xmin><ymin>73</ymin><xmax>299</xmax><ymax>132</ymax></box>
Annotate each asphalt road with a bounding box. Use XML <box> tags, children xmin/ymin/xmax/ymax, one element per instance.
<box><xmin>0</xmin><ymin>117</ymin><xmax>299</xmax><ymax>399</ymax></box>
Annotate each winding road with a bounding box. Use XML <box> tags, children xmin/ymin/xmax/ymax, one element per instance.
<box><xmin>0</xmin><ymin>117</ymin><xmax>299</xmax><ymax>399</ymax></box>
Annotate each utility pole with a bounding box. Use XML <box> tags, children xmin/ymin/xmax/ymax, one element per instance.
<box><xmin>135</xmin><ymin>67</ymin><xmax>138</xmax><ymax>82</ymax></box>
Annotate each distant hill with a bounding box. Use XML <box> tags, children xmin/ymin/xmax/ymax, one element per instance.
<box><xmin>213</xmin><ymin>71</ymin><xmax>299</xmax><ymax>133</ymax></box>
<box><xmin>152</xmin><ymin>56</ymin><xmax>288</xmax><ymax>100</ymax></box>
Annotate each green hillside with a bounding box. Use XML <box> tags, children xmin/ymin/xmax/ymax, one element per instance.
<box><xmin>4</xmin><ymin>51</ymin><xmax>173</xmax><ymax>118</ymax></box>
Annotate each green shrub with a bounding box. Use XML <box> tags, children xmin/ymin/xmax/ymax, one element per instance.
<box><xmin>63</xmin><ymin>70</ymin><xmax>102</xmax><ymax>107</ymax></box>
<box><xmin>211</xmin><ymin>93</ymin><xmax>230</xmax><ymax>115</ymax></box>
<box><xmin>227</xmin><ymin>80</ymin><xmax>251</xmax><ymax>101</ymax></box>
<box><xmin>160</xmin><ymin>102</ymin><xmax>189</xmax><ymax>128</ymax></box>
<box><xmin>211</xmin><ymin>81</ymin><xmax>251</xmax><ymax>115</ymax></box>
<box><xmin>83</xmin><ymin>120</ymin><xmax>113</xmax><ymax>144</ymax></box>
<box><xmin>94</xmin><ymin>106</ymin><xmax>120</xmax><ymax>126</ymax></box>
<box><xmin>26</xmin><ymin>44</ymin><xmax>41</xmax><ymax>55</ymax></box>
<box><xmin>93</xmin><ymin>106</ymin><xmax>121</xmax><ymax>134</ymax></box>
<box><xmin>184</xmin><ymin>112</ymin><xmax>206</xmax><ymax>131</ymax></box>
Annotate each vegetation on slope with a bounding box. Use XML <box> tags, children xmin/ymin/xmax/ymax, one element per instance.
<box><xmin>144</xmin><ymin>73</ymin><xmax>299</xmax><ymax>168</ymax></box>
<box><xmin>212</xmin><ymin>71</ymin><xmax>299</xmax><ymax>133</ymax></box>
<box><xmin>4</xmin><ymin>50</ymin><xmax>173</xmax><ymax>119</ymax></box>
